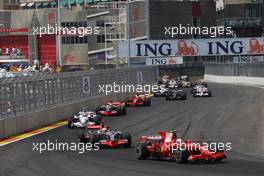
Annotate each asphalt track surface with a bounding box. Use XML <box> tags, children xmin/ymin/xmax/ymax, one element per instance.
<box><xmin>0</xmin><ymin>83</ymin><xmax>264</xmax><ymax>176</ymax></box>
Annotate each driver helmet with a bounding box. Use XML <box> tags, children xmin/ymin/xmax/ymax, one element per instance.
<box><xmin>83</xmin><ymin>110</ymin><xmax>88</xmax><ymax>116</ymax></box>
<box><xmin>170</xmin><ymin>130</ymin><xmax>178</xmax><ymax>139</ymax></box>
<box><xmin>108</xmin><ymin>101</ymin><xmax>113</xmax><ymax>106</ymax></box>
<box><xmin>100</xmin><ymin>124</ymin><xmax>108</xmax><ymax>132</ymax></box>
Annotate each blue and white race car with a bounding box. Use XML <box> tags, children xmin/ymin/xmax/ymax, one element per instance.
<box><xmin>68</xmin><ymin>110</ymin><xmax>102</xmax><ymax>128</ymax></box>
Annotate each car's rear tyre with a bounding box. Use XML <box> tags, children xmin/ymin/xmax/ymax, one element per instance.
<box><xmin>144</xmin><ymin>99</ymin><xmax>151</xmax><ymax>106</ymax></box>
<box><xmin>175</xmin><ymin>150</ymin><xmax>189</xmax><ymax>163</ymax></box>
<box><xmin>124</xmin><ymin>100</ymin><xmax>129</xmax><ymax>107</ymax></box>
<box><xmin>117</xmin><ymin>108</ymin><xmax>126</xmax><ymax>116</ymax></box>
<box><xmin>80</xmin><ymin>133</ymin><xmax>88</xmax><ymax>144</ymax></box>
<box><xmin>136</xmin><ymin>143</ymin><xmax>149</xmax><ymax>160</ymax></box>
<box><xmin>121</xmin><ymin>132</ymin><xmax>132</xmax><ymax>148</ymax></box>
<box><xmin>95</xmin><ymin>107</ymin><xmax>101</xmax><ymax>115</ymax></box>
<box><xmin>214</xmin><ymin>157</ymin><xmax>224</xmax><ymax>163</ymax></box>
<box><xmin>122</xmin><ymin>108</ymin><xmax>127</xmax><ymax>115</ymax></box>
<box><xmin>94</xmin><ymin>115</ymin><xmax>102</xmax><ymax>125</ymax></box>
<box><xmin>117</xmin><ymin>107</ymin><xmax>126</xmax><ymax>116</ymax></box>
<box><xmin>89</xmin><ymin>133</ymin><xmax>99</xmax><ymax>146</ymax></box>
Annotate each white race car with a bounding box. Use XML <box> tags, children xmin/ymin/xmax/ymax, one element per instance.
<box><xmin>193</xmin><ymin>86</ymin><xmax>212</xmax><ymax>97</ymax></box>
<box><xmin>167</xmin><ymin>79</ymin><xmax>182</xmax><ymax>89</ymax></box>
<box><xmin>154</xmin><ymin>85</ymin><xmax>168</xmax><ymax>97</ymax></box>
<box><xmin>68</xmin><ymin>111</ymin><xmax>102</xmax><ymax>128</ymax></box>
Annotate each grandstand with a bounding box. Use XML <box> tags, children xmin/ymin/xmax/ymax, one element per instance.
<box><xmin>0</xmin><ymin>0</ymin><xmax>147</xmax><ymax>70</ymax></box>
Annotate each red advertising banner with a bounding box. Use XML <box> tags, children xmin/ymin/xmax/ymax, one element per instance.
<box><xmin>0</xmin><ymin>28</ymin><xmax>28</xmax><ymax>33</ymax></box>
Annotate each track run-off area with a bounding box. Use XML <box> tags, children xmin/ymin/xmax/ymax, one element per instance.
<box><xmin>0</xmin><ymin>83</ymin><xmax>264</xmax><ymax>176</ymax></box>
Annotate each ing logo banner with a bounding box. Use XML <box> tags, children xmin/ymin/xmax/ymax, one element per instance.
<box><xmin>118</xmin><ymin>37</ymin><xmax>264</xmax><ymax>57</ymax></box>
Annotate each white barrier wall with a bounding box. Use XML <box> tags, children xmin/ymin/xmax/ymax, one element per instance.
<box><xmin>205</xmin><ymin>74</ymin><xmax>264</xmax><ymax>85</ymax></box>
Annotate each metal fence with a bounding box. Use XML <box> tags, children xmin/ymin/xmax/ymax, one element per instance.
<box><xmin>158</xmin><ymin>62</ymin><xmax>204</xmax><ymax>78</ymax></box>
<box><xmin>205</xmin><ymin>63</ymin><xmax>264</xmax><ymax>77</ymax></box>
<box><xmin>0</xmin><ymin>67</ymin><xmax>157</xmax><ymax>119</ymax></box>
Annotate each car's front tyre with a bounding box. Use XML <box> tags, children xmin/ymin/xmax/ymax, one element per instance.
<box><xmin>175</xmin><ymin>149</ymin><xmax>189</xmax><ymax>163</ymax></box>
<box><xmin>136</xmin><ymin>143</ymin><xmax>149</xmax><ymax>160</ymax></box>
<box><xmin>68</xmin><ymin>119</ymin><xmax>74</xmax><ymax>129</ymax></box>
<box><xmin>121</xmin><ymin>132</ymin><xmax>132</xmax><ymax>148</ymax></box>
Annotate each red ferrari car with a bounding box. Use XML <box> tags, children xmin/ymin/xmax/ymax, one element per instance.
<box><xmin>96</xmin><ymin>101</ymin><xmax>127</xmax><ymax>116</ymax></box>
<box><xmin>126</xmin><ymin>94</ymin><xmax>151</xmax><ymax>107</ymax></box>
<box><xmin>135</xmin><ymin>131</ymin><xmax>226</xmax><ymax>163</ymax></box>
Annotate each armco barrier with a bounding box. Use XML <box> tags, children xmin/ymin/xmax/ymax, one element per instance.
<box><xmin>0</xmin><ymin>67</ymin><xmax>157</xmax><ymax>139</ymax></box>
<box><xmin>158</xmin><ymin>62</ymin><xmax>204</xmax><ymax>78</ymax></box>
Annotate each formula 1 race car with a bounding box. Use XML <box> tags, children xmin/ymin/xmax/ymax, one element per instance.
<box><xmin>159</xmin><ymin>75</ymin><xmax>171</xmax><ymax>84</ymax></box>
<box><xmin>193</xmin><ymin>85</ymin><xmax>212</xmax><ymax>97</ymax></box>
<box><xmin>126</xmin><ymin>94</ymin><xmax>151</xmax><ymax>107</ymax></box>
<box><xmin>68</xmin><ymin>110</ymin><xmax>102</xmax><ymax>128</ymax></box>
<box><xmin>191</xmin><ymin>82</ymin><xmax>208</xmax><ymax>94</ymax></box>
<box><xmin>153</xmin><ymin>86</ymin><xmax>169</xmax><ymax>97</ymax></box>
<box><xmin>180</xmin><ymin>75</ymin><xmax>192</xmax><ymax>88</ymax></box>
<box><xmin>167</xmin><ymin>79</ymin><xmax>182</xmax><ymax>89</ymax></box>
<box><xmin>96</xmin><ymin>101</ymin><xmax>127</xmax><ymax>116</ymax></box>
<box><xmin>80</xmin><ymin>129</ymin><xmax>132</xmax><ymax>148</ymax></box>
<box><xmin>165</xmin><ymin>89</ymin><xmax>187</xmax><ymax>100</ymax></box>
<box><xmin>135</xmin><ymin>131</ymin><xmax>226</xmax><ymax>163</ymax></box>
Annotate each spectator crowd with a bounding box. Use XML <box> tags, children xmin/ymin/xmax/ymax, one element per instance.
<box><xmin>0</xmin><ymin>60</ymin><xmax>57</xmax><ymax>78</ymax></box>
<box><xmin>0</xmin><ymin>47</ymin><xmax>23</xmax><ymax>57</ymax></box>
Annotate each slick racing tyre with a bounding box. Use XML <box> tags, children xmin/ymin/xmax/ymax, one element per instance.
<box><xmin>95</xmin><ymin>107</ymin><xmax>101</xmax><ymax>115</ymax></box>
<box><xmin>214</xmin><ymin>157</ymin><xmax>224</xmax><ymax>163</ymax></box>
<box><xmin>94</xmin><ymin>115</ymin><xmax>102</xmax><ymax>124</ymax></box>
<box><xmin>121</xmin><ymin>132</ymin><xmax>132</xmax><ymax>148</ymax></box>
<box><xmin>118</xmin><ymin>107</ymin><xmax>126</xmax><ymax>116</ymax></box>
<box><xmin>80</xmin><ymin>133</ymin><xmax>88</xmax><ymax>144</ymax></box>
<box><xmin>68</xmin><ymin>119</ymin><xmax>74</xmax><ymax>129</ymax></box>
<box><xmin>175</xmin><ymin>149</ymin><xmax>189</xmax><ymax>163</ymax></box>
<box><xmin>122</xmin><ymin>108</ymin><xmax>127</xmax><ymax>115</ymax></box>
<box><xmin>89</xmin><ymin>134</ymin><xmax>99</xmax><ymax>146</ymax></box>
<box><xmin>144</xmin><ymin>99</ymin><xmax>151</xmax><ymax>106</ymax></box>
<box><xmin>136</xmin><ymin>143</ymin><xmax>149</xmax><ymax>160</ymax></box>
